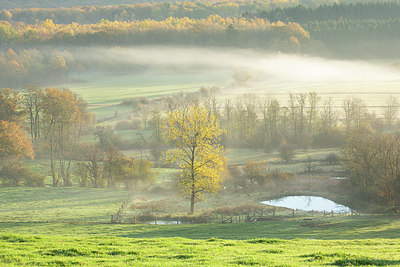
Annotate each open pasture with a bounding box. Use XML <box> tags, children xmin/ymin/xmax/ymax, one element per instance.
<box><xmin>1</xmin><ymin>233</ymin><xmax>400</xmax><ymax>266</ymax></box>
<box><xmin>0</xmin><ymin>187</ymin><xmax>126</xmax><ymax>223</ymax></box>
<box><xmin>67</xmin><ymin>71</ymin><xmax>229</xmax><ymax>106</ymax></box>
<box><xmin>1</xmin><ymin>186</ymin><xmax>399</xmax><ymax>266</ymax></box>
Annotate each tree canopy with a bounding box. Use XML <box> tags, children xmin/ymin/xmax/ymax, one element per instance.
<box><xmin>0</xmin><ymin>120</ymin><xmax>34</xmax><ymax>163</ymax></box>
<box><xmin>164</xmin><ymin>105</ymin><xmax>226</xmax><ymax>213</ymax></box>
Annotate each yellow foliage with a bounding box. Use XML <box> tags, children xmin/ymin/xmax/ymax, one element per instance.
<box><xmin>164</xmin><ymin>105</ymin><xmax>226</xmax><ymax>212</ymax></box>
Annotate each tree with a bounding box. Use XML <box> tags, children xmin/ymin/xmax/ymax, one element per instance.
<box><xmin>24</xmin><ymin>85</ymin><xmax>42</xmax><ymax>144</ymax></box>
<box><xmin>75</xmin><ymin>143</ymin><xmax>105</xmax><ymax>188</ymax></box>
<box><xmin>383</xmin><ymin>95</ymin><xmax>399</xmax><ymax>127</ymax></box>
<box><xmin>243</xmin><ymin>160</ymin><xmax>265</xmax><ymax>186</ymax></box>
<box><xmin>164</xmin><ymin>105</ymin><xmax>226</xmax><ymax>213</ymax></box>
<box><xmin>343</xmin><ymin>97</ymin><xmax>367</xmax><ymax>134</ymax></box>
<box><xmin>0</xmin><ymin>88</ymin><xmax>25</xmax><ymax>123</ymax></box>
<box><xmin>148</xmin><ymin>110</ymin><xmax>164</xmax><ymax>164</ymax></box>
<box><xmin>232</xmin><ymin>69</ymin><xmax>253</xmax><ymax>86</ymax></box>
<box><xmin>342</xmin><ymin>129</ymin><xmax>400</xmax><ymax>209</ymax></box>
<box><xmin>0</xmin><ymin>121</ymin><xmax>34</xmax><ymax>164</ymax></box>
<box><xmin>279</xmin><ymin>139</ymin><xmax>296</xmax><ymax>162</ymax></box>
<box><xmin>40</xmin><ymin>87</ymin><xmax>89</xmax><ymax>186</ymax></box>
<box><xmin>306</xmin><ymin>91</ymin><xmax>320</xmax><ymax>134</ymax></box>
<box><xmin>122</xmin><ymin>158</ymin><xmax>156</xmax><ymax>193</ymax></box>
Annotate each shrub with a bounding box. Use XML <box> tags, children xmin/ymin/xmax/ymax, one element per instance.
<box><xmin>279</xmin><ymin>143</ymin><xmax>296</xmax><ymax>162</ymax></box>
<box><xmin>313</xmin><ymin>129</ymin><xmax>345</xmax><ymax>148</ymax></box>
<box><xmin>115</xmin><ymin>119</ymin><xmax>143</xmax><ymax>130</ymax></box>
<box><xmin>0</xmin><ymin>162</ymin><xmax>45</xmax><ymax>187</ymax></box>
<box><xmin>265</xmin><ymin>169</ymin><xmax>296</xmax><ymax>185</ymax></box>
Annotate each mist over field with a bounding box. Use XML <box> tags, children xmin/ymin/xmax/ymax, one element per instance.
<box><xmin>66</xmin><ymin>46</ymin><xmax>400</xmax><ymax>107</ymax></box>
<box><xmin>77</xmin><ymin>46</ymin><xmax>400</xmax><ymax>83</ymax></box>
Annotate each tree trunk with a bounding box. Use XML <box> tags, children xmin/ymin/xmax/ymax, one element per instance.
<box><xmin>50</xmin><ymin>139</ymin><xmax>58</xmax><ymax>186</ymax></box>
<box><xmin>190</xmin><ymin>185</ymin><xmax>195</xmax><ymax>214</ymax></box>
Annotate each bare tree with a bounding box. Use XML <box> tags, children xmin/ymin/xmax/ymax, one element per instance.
<box><xmin>383</xmin><ymin>95</ymin><xmax>399</xmax><ymax>126</ymax></box>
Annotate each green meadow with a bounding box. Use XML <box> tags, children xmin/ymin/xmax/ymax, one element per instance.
<box><xmin>67</xmin><ymin>71</ymin><xmax>230</xmax><ymax>106</ymax></box>
<box><xmin>1</xmin><ymin>186</ymin><xmax>400</xmax><ymax>266</ymax></box>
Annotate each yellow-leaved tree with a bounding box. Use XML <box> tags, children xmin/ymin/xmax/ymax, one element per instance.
<box><xmin>0</xmin><ymin>121</ymin><xmax>34</xmax><ymax>164</ymax></box>
<box><xmin>164</xmin><ymin>105</ymin><xmax>226</xmax><ymax>214</ymax></box>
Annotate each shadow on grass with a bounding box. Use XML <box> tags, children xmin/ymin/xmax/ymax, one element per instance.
<box><xmin>1</xmin><ymin>216</ymin><xmax>400</xmax><ymax>240</ymax></box>
<box><xmin>302</xmin><ymin>252</ymin><xmax>400</xmax><ymax>266</ymax></box>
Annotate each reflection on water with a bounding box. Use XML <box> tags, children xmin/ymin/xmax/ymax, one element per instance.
<box><xmin>261</xmin><ymin>196</ymin><xmax>351</xmax><ymax>213</ymax></box>
<box><xmin>147</xmin><ymin>220</ymin><xmax>181</xmax><ymax>225</ymax></box>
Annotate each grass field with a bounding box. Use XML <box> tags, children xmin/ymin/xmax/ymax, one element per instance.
<box><xmin>1</xmin><ymin>186</ymin><xmax>399</xmax><ymax>265</ymax></box>
<box><xmin>0</xmin><ymin>187</ymin><xmax>127</xmax><ymax>223</ymax></box>
<box><xmin>67</xmin><ymin>71</ymin><xmax>230</xmax><ymax>106</ymax></box>
<box><xmin>1</xmin><ymin>233</ymin><xmax>400</xmax><ymax>266</ymax></box>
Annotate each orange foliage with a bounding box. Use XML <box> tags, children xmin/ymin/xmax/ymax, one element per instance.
<box><xmin>0</xmin><ymin>120</ymin><xmax>34</xmax><ymax>161</ymax></box>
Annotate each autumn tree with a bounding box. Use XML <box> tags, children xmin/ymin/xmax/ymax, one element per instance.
<box><xmin>0</xmin><ymin>88</ymin><xmax>25</xmax><ymax>123</ymax></box>
<box><xmin>164</xmin><ymin>105</ymin><xmax>226</xmax><ymax>213</ymax></box>
<box><xmin>0</xmin><ymin>121</ymin><xmax>34</xmax><ymax>164</ymax></box>
<box><xmin>40</xmin><ymin>87</ymin><xmax>89</xmax><ymax>186</ymax></box>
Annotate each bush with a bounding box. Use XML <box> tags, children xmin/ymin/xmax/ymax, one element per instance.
<box><xmin>265</xmin><ymin>169</ymin><xmax>296</xmax><ymax>185</ymax></box>
<box><xmin>313</xmin><ymin>129</ymin><xmax>345</xmax><ymax>148</ymax></box>
<box><xmin>115</xmin><ymin>119</ymin><xmax>143</xmax><ymax>130</ymax></box>
<box><xmin>279</xmin><ymin>143</ymin><xmax>296</xmax><ymax>162</ymax></box>
<box><xmin>0</xmin><ymin>162</ymin><xmax>45</xmax><ymax>187</ymax></box>
<box><xmin>121</xmin><ymin>97</ymin><xmax>150</xmax><ymax>108</ymax></box>
<box><xmin>24</xmin><ymin>173</ymin><xmax>45</xmax><ymax>187</ymax></box>
<box><xmin>326</xmin><ymin>153</ymin><xmax>340</xmax><ymax>166</ymax></box>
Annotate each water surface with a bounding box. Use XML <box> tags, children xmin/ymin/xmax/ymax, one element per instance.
<box><xmin>261</xmin><ymin>196</ymin><xmax>351</xmax><ymax>213</ymax></box>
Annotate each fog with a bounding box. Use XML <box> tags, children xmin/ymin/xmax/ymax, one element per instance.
<box><xmin>76</xmin><ymin>46</ymin><xmax>400</xmax><ymax>84</ymax></box>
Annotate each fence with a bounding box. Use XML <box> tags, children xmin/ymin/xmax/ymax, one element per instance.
<box><xmin>111</xmin><ymin>203</ymin><xmax>359</xmax><ymax>224</ymax></box>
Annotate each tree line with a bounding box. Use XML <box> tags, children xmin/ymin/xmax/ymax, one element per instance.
<box><xmin>249</xmin><ymin>2</ymin><xmax>400</xmax><ymax>24</ymax></box>
<box><xmin>2</xmin><ymin>85</ymin><xmax>400</xmax><ymax>210</ymax></box>
<box><xmin>0</xmin><ymin>1</ymin><xmax>293</xmax><ymax>24</ymax></box>
<box><xmin>0</xmin><ymin>87</ymin><xmax>155</xmax><ymax>191</ymax></box>
<box><xmin>0</xmin><ymin>48</ymin><xmax>80</xmax><ymax>87</ymax></box>
<box><xmin>120</xmin><ymin>89</ymin><xmax>400</xmax><ymax>210</ymax></box>
<box><xmin>0</xmin><ymin>17</ymin><xmax>309</xmax><ymax>50</ymax></box>
<box><xmin>135</xmin><ymin>90</ymin><xmax>398</xmax><ymax>154</ymax></box>
<box><xmin>245</xmin><ymin>1</ymin><xmax>400</xmax><ymax>57</ymax></box>
<box><xmin>1</xmin><ymin>1</ymin><xmax>385</xmax><ymax>24</ymax></box>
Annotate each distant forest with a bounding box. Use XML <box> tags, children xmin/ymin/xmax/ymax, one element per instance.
<box><xmin>0</xmin><ymin>0</ymin><xmax>165</xmax><ymax>9</ymax></box>
<box><xmin>1</xmin><ymin>1</ymin><xmax>397</xmax><ymax>24</ymax></box>
<box><xmin>1</xmin><ymin>1</ymin><xmax>400</xmax><ymax>87</ymax></box>
<box><xmin>0</xmin><ymin>0</ymin><xmax>373</xmax><ymax>10</ymax></box>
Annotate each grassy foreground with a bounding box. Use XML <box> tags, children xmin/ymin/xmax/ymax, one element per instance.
<box><xmin>1</xmin><ymin>187</ymin><xmax>400</xmax><ymax>266</ymax></box>
<box><xmin>1</xmin><ymin>233</ymin><xmax>399</xmax><ymax>266</ymax></box>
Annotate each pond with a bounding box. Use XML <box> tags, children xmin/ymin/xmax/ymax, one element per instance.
<box><xmin>261</xmin><ymin>196</ymin><xmax>351</xmax><ymax>213</ymax></box>
<box><xmin>146</xmin><ymin>220</ymin><xmax>181</xmax><ymax>225</ymax></box>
